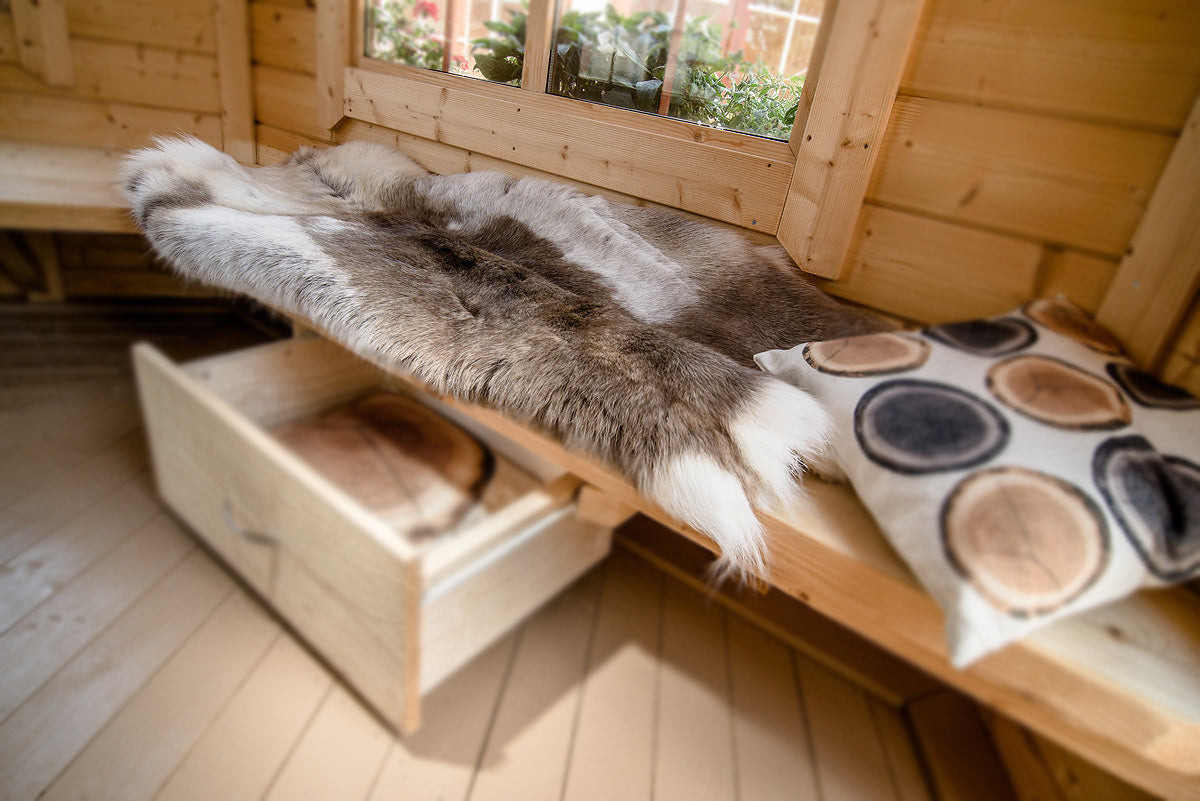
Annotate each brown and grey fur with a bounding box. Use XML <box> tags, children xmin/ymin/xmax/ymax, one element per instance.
<box><xmin>122</xmin><ymin>137</ymin><xmax>887</xmax><ymax>577</ymax></box>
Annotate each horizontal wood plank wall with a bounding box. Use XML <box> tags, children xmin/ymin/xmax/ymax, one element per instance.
<box><xmin>899</xmin><ymin>0</ymin><xmax>1200</xmax><ymax>132</ymax></box>
<box><xmin>1161</xmin><ymin>297</ymin><xmax>1200</xmax><ymax>397</ymax></box>
<box><xmin>0</xmin><ymin>0</ymin><xmax>225</xmax><ymax>151</ymax></box>
<box><xmin>831</xmin><ymin>0</ymin><xmax>1200</xmax><ymax>328</ymax></box>
<box><xmin>248</xmin><ymin>0</ymin><xmax>1200</xmax><ymax>369</ymax></box>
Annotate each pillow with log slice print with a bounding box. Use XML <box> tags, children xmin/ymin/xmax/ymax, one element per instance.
<box><xmin>755</xmin><ymin>297</ymin><xmax>1200</xmax><ymax>667</ymax></box>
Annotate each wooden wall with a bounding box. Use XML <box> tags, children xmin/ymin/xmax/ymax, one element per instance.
<box><xmin>0</xmin><ymin>0</ymin><xmax>1196</xmax><ymax>387</ymax></box>
<box><xmin>0</xmin><ymin>0</ymin><xmax>244</xmax><ymax>297</ymax></box>
<box><xmin>245</xmin><ymin>0</ymin><xmax>1200</xmax><ymax>379</ymax></box>
<box><xmin>0</xmin><ymin>0</ymin><xmax>226</xmax><ymax>150</ymax></box>
<box><xmin>837</xmin><ymin>0</ymin><xmax>1199</xmax><ymax>327</ymax></box>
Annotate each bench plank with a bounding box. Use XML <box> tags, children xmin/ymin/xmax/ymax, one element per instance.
<box><xmin>0</xmin><ymin>142</ymin><xmax>136</xmax><ymax>232</ymax></box>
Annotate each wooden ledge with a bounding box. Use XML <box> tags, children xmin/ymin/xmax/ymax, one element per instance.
<box><xmin>424</xmin><ymin>388</ymin><xmax>1200</xmax><ymax>801</ymax></box>
<box><xmin>0</xmin><ymin>142</ymin><xmax>137</xmax><ymax>233</ymax></box>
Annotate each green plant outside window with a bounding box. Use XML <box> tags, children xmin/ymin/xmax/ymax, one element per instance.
<box><xmin>369</xmin><ymin>0</ymin><xmax>820</xmax><ymax>141</ymax></box>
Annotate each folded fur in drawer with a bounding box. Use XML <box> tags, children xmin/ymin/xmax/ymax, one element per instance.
<box><xmin>272</xmin><ymin>392</ymin><xmax>540</xmax><ymax>541</ymax></box>
<box><xmin>122</xmin><ymin>137</ymin><xmax>889</xmax><ymax>577</ymax></box>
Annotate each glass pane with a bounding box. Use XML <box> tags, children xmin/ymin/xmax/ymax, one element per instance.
<box><xmin>367</xmin><ymin>0</ymin><xmax>528</xmax><ymax>85</ymax></box>
<box><xmin>549</xmin><ymin>0</ymin><xmax>825</xmax><ymax>139</ymax></box>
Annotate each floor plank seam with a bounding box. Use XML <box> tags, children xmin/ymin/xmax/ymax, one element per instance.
<box><xmin>721</xmin><ymin>610</ymin><xmax>744</xmax><ymax>801</ymax></box>
<box><xmin>146</xmin><ymin>626</ymin><xmax>287</xmax><ymax>801</ymax></box>
<box><xmin>555</xmin><ymin>562</ymin><xmax>607</xmax><ymax>801</ymax></box>
<box><xmin>259</xmin><ymin>680</ymin><xmax>338</xmax><ymax>801</ymax></box>
<box><xmin>869</xmin><ymin>691</ymin><xmax>905</xmax><ymax>801</ymax></box>
<box><xmin>0</xmin><ymin>499</ymin><xmax>161</xmax><ymax>640</ymax></box>
<box><xmin>648</xmin><ymin>570</ymin><xmax>667</xmax><ymax>799</ymax></box>
<box><xmin>464</xmin><ymin>621</ymin><xmax>526</xmax><ymax>801</ymax></box>
<box><xmin>791</xmin><ymin>649</ymin><xmax>827</xmax><ymax>801</ymax></box>
<box><xmin>897</xmin><ymin>702</ymin><xmax>940</xmax><ymax>801</ymax></box>
<box><xmin>0</xmin><ymin>540</ymin><xmax>202</xmax><ymax>732</ymax></box>
<box><xmin>359</xmin><ymin>722</ymin><xmax>396</xmax><ymax>801</ymax></box>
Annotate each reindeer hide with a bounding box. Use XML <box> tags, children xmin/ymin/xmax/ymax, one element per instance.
<box><xmin>122</xmin><ymin>137</ymin><xmax>887</xmax><ymax>575</ymax></box>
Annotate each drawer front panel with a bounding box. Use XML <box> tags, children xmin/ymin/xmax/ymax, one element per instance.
<box><xmin>134</xmin><ymin>344</ymin><xmax>421</xmax><ymax>731</ymax></box>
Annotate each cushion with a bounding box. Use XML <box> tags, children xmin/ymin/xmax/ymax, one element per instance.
<box><xmin>754</xmin><ymin>298</ymin><xmax>1200</xmax><ymax>666</ymax></box>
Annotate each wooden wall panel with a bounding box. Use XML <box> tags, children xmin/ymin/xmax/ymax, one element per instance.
<box><xmin>828</xmin><ymin>208</ymin><xmax>1123</xmax><ymax>326</ymax></box>
<box><xmin>0</xmin><ymin>91</ymin><xmax>222</xmax><ymax>150</ymax></box>
<box><xmin>56</xmin><ymin>233</ymin><xmax>218</xmax><ymax>298</ymax></box>
<box><xmin>819</xmin><ymin>203</ymin><xmax>1044</xmax><ymax>324</ymax></box>
<box><xmin>869</xmin><ymin>97</ymin><xmax>1176</xmax><ymax>259</ymax></box>
<box><xmin>63</xmin><ymin>0</ymin><xmax>217</xmax><ymax>53</ymax></box>
<box><xmin>0</xmin><ymin>0</ymin><xmax>243</xmax><ymax>157</ymax></box>
<box><xmin>216</xmin><ymin>0</ymin><xmax>256</xmax><ymax>162</ymax></box>
<box><xmin>1160</xmin><ymin>296</ymin><xmax>1200</xmax><ymax>397</ymax></box>
<box><xmin>902</xmin><ymin>0</ymin><xmax>1200</xmax><ymax>132</ymax></box>
<box><xmin>250</xmin><ymin>2</ymin><xmax>315</xmax><ymax>74</ymax></box>
<box><xmin>1096</xmin><ymin>94</ymin><xmax>1200</xmax><ymax>368</ymax></box>
<box><xmin>1034</xmin><ymin>250</ymin><xmax>1119</xmax><ymax>316</ymax></box>
<box><xmin>0</xmin><ymin>40</ymin><xmax>221</xmax><ymax>113</ymax></box>
<box><xmin>11</xmin><ymin>0</ymin><xmax>75</xmax><ymax>87</ymax></box>
<box><xmin>253</xmin><ymin>64</ymin><xmax>329</xmax><ymax>142</ymax></box>
<box><xmin>0</xmin><ymin>16</ymin><xmax>15</xmax><ymax>63</ymax></box>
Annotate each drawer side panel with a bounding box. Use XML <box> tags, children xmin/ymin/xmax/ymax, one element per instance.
<box><xmin>420</xmin><ymin>508</ymin><xmax>612</xmax><ymax>693</ymax></box>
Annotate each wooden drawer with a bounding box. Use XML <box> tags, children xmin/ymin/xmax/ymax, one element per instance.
<box><xmin>132</xmin><ymin>337</ymin><xmax>613</xmax><ymax>734</ymax></box>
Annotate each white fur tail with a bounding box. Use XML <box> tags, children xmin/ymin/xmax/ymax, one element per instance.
<box><xmin>645</xmin><ymin>378</ymin><xmax>832</xmax><ymax>580</ymax></box>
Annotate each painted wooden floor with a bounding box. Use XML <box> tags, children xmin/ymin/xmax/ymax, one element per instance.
<box><xmin>0</xmin><ymin>303</ymin><xmax>946</xmax><ymax>801</ymax></box>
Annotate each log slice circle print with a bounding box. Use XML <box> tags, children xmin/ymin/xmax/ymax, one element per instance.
<box><xmin>803</xmin><ymin>333</ymin><xmax>930</xmax><ymax>377</ymax></box>
<box><xmin>1093</xmin><ymin>435</ymin><xmax>1200</xmax><ymax>581</ymax></box>
<box><xmin>942</xmin><ymin>466</ymin><xmax>1109</xmax><ymax>617</ymax></box>
<box><xmin>1106</xmin><ymin>362</ymin><xmax>1200</xmax><ymax>410</ymax></box>
<box><xmin>923</xmin><ymin>317</ymin><xmax>1037</xmax><ymax>357</ymax></box>
<box><xmin>988</xmin><ymin>355</ymin><xmax>1131</xmax><ymax>430</ymax></box>
<box><xmin>1025</xmin><ymin>298</ymin><xmax>1123</xmax><ymax>354</ymax></box>
<box><xmin>854</xmin><ymin>380</ymin><xmax>1009</xmax><ymax>474</ymax></box>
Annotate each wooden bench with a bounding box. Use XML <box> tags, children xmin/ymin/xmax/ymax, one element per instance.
<box><xmin>440</xmin><ymin>397</ymin><xmax>1200</xmax><ymax>800</ymax></box>
<box><xmin>5</xmin><ymin>139</ymin><xmax>1197</xmax><ymax>800</ymax></box>
<box><xmin>0</xmin><ymin>142</ymin><xmax>212</xmax><ymax>299</ymax></box>
<box><xmin>0</xmin><ymin>142</ymin><xmax>136</xmax><ymax>234</ymax></box>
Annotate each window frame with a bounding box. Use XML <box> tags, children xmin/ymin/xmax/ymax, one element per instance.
<box><xmin>315</xmin><ymin>0</ymin><xmax>926</xmax><ymax>279</ymax></box>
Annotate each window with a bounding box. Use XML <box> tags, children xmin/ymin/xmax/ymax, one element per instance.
<box><xmin>366</xmin><ymin>0</ymin><xmax>827</xmax><ymax>141</ymax></box>
<box><xmin>366</xmin><ymin>0</ymin><xmax>529</xmax><ymax>82</ymax></box>
<box><xmin>317</xmin><ymin>0</ymin><xmax>927</xmax><ymax>279</ymax></box>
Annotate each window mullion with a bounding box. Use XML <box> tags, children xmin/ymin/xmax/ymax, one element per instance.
<box><xmin>522</xmin><ymin>0</ymin><xmax>558</xmax><ymax>93</ymax></box>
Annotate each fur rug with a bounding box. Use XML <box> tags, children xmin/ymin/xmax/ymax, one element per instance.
<box><xmin>122</xmin><ymin>137</ymin><xmax>886</xmax><ymax>576</ymax></box>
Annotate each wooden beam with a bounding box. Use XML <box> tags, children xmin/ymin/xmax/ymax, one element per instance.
<box><xmin>0</xmin><ymin>231</ymin><xmax>41</xmax><ymax>290</ymax></box>
<box><xmin>1096</xmin><ymin>91</ymin><xmax>1200</xmax><ymax>370</ymax></box>
<box><xmin>789</xmin><ymin>0</ymin><xmax>836</xmax><ymax>155</ymax></box>
<box><xmin>315</xmin><ymin>0</ymin><xmax>350</xmax><ymax>130</ymax></box>
<box><xmin>11</xmin><ymin>0</ymin><xmax>74</xmax><ymax>87</ymax></box>
<box><xmin>216</xmin><ymin>0</ymin><xmax>256</xmax><ymax>163</ymax></box>
<box><xmin>777</xmin><ymin>0</ymin><xmax>926</xmax><ymax>280</ymax></box>
<box><xmin>24</xmin><ymin>232</ymin><xmax>66</xmax><ymax>302</ymax></box>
